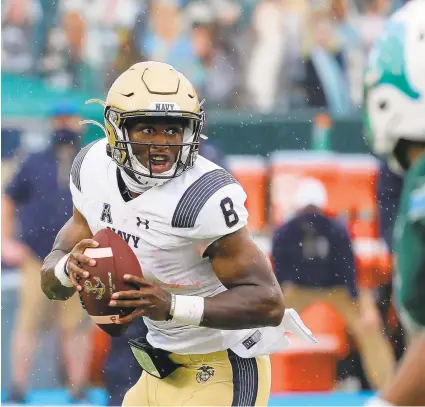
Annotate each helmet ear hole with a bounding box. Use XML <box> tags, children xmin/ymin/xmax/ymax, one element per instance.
<box><xmin>113</xmin><ymin>147</ymin><xmax>126</xmax><ymax>165</ymax></box>
<box><xmin>378</xmin><ymin>100</ymin><xmax>389</xmax><ymax>110</ymax></box>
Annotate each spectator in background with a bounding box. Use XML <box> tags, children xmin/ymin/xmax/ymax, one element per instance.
<box><xmin>336</xmin><ymin>0</ymin><xmax>389</xmax><ymax>107</ymax></box>
<box><xmin>41</xmin><ymin>11</ymin><xmax>98</xmax><ymax>93</ymax></box>
<box><xmin>185</xmin><ymin>0</ymin><xmax>242</xmax><ymax>51</ymax></box>
<box><xmin>272</xmin><ymin>177</ymin><xmax>395</xmax><ymax>391</ymax></box>
<box><xmin>246</xmin><ymin>0</ymin><xmax>286</xmax><ymax>112</ymax></box>
<box><xmin>355</xmin><ymin>0</ymin><xmax>390</xmax><ymax>56</ymax></box>
<box><xmin>190</xmin><ymin>22</ymin><xmax>238</xmax><ymax>108</ymax></box>
<box><xmin>141</xmin><ymin>0</ymin><xmax>205</xmax><ymax>91</ymax></box>
<box><xmin>278</xmin><ymin>0</ymin><xmax>310</xmax><ymax>109</ymax></box>
<box><xmin>105</xmin><ymin>29</ymin><xmax>145</xmax><ymax>90</ymax></box>
<box><xmin>331</xmin><ymin>0</ymin><xmax>364</xmax><ymax>107</ymax></box>
<box><xmin>1</xmin><ymin>101</ymin><xmax>93</xmax><ymax>403</ymax></box>
<box><xmin>301</xmin><ymin>10</ymin><xmax>351</xmax><ymax>114</ymax></box>
<box><xmin>59</xmin><ymin>0</ymin><xmax>142</xmax><ymax>83</ymax></box>
<box><xmin>185</xmin><ymin>0</ymin><xmax>243</xmax><ymax>106</ymax></box>
<box><xmin>1</xmin><ymin>0</ymin><xmax>40</xmax><ymax>75</ymax></box>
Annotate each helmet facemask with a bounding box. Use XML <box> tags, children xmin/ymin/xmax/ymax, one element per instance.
<box><xmin>393</xmin><ymin>138</ymin><xmax>425</xmax><ymax>171</ymax></box>
<box><xmin>105</xmin><ymin>106</ymin><xmax>205</xmax><ymax>187</ymax></box>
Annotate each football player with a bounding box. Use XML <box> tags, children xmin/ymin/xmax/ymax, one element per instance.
<box><xmin>40</xmin><ymin>61</ymin><xmax>294</xmax><ymax>406</ymax></box>
<box><xmin>363</xmin><ymin>1</ymin><xmax>425</xmax><ymax>405</ymax></box>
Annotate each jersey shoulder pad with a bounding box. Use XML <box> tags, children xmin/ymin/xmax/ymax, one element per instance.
<box><xmin>70</xmin><ymin>139</ymin><xmax>105</xmax><ymax>193</ymax></box>
<box><xmin>171</xmin><ymin>168</ymin><xmax>248</xmax><ymax>241</ymax></box>
<box><xmin>171</xmin><ymin>168</ymin><xmax>240</xmax><ymax>228</ymax></box>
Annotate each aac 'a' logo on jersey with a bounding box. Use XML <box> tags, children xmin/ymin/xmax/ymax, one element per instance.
<box><xmin>100</xmin><ymin>203</ymin><xmax>113</xmax><ymax>224</ymax></box>
<box><xmin>196</xmin><ymin>365</ymin><xmax>215</xmax><ymax>384</ymax></box>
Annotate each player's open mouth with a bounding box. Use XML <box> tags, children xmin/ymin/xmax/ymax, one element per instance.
<box><xmin>149</xmin><ymin>154</ymin><xmax>173</xmax><ymax>173</ymax></box>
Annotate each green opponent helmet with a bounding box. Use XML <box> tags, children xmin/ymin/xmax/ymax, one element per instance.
<box><xmin>364</xmin><ymin>0</ymin><xmax>425</xmax><ymax>168</ymax></box>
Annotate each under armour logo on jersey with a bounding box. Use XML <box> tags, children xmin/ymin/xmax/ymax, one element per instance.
<box><xmin>100</xmin><ymin>203</ymin><xmax>113</xmax><ymax>224</ymax></box>
<box><xmin>136</xmin><ymin>217</ymin><xmax>149</xmax><ymax>229</ymax></box>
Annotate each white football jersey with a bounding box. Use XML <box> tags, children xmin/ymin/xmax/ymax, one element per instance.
<box><xmin>69</xmin><ymin>139</ymin><xmax>251</xmax><ymax>354</ymax></box>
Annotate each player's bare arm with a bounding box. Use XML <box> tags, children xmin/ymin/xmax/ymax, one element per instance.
<box><xmin>41</xmin><ymin>205</ymin><xmax>97</xmax><ymax>301</ymax></box>
<box><xmin>367</xmin><ymin>332</ymin><xmax>425</xmax><ymax>406</ymax></box>
<box><xmin>201</xmin><ymin>227</ymin><xmax>285</xmax><ymax>328</ymax></box>
<box><xmin>111</xmin><ymin>227</ymin><xmax>285</xmax><ymax>329</ymax></box>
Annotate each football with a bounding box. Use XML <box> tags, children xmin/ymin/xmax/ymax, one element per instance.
<box><xmin>78</xmin><ymin>228</ymin><xmax>142</xmax><ymax>336</ymax></box>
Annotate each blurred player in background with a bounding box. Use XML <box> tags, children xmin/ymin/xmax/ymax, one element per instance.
<box><xmin>375</xmin><ymin>160</ymin><xmax>405</xmax><ymax>361</ymax></box>
<box><xmin>40</xmin><ymin>61</ymin><xmax>314</xmax><ymax>406</ymax></box>
<box><xmin>272</xmin><ymin>178</ymin><xmax>395</xmax><ymax>390</ymax></box>
<box><xmin>364</xmin><ymin>0</ymin><xmax>425</xmax><ymax>404</ymax></box>
<box><xmin>1</xmin><ymin>101</ymin><xmax>92</xmax><ymax>403</ymax></box>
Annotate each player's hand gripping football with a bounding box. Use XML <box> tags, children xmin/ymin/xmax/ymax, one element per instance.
<box><xmin>109</xmin><ymin>275</ymin><xmax>172</xmax><ymax>323</ymax></box>
<box><xmin>68</xmin><ymin>239</ymin><xmax>99</xmax><ymax>291</ymax></box>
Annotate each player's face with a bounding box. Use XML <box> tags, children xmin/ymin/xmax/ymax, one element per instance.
<box><xmin>127</xmin><ymin>119</ymin><xmax>185</xmax><ymax>174</ymax></box>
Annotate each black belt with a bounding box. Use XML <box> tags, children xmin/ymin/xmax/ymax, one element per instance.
<box><xmin>129</xmin><ymin>336</ymin><xmax>182</xmax><ymax>379</ymax></box>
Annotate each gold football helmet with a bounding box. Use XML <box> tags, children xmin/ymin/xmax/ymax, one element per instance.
<box><xmin>83</xmin><ymin>61</ymin><xmax>205</xmax><ymax>186</ymax></box>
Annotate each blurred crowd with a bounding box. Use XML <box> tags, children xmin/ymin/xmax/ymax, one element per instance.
<box><xmin>2</xmin><ymin>0</ymin><xmax>407</xmax><ymax>114</ymax></box>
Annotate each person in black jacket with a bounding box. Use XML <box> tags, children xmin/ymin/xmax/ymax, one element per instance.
<box><xmin>103</xmin><ymin>319</ymin><xmax>146</xmax><ymax>406</ymax></box>
<box><xmin>272</xmin><ymin>177</ymin><xmax>395</xmax><ymax>391</ymax></box>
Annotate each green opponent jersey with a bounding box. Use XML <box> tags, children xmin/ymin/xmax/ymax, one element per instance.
<box><xmin>394</xmin><ymin>153</ymin><xmax>425</xmax><ymax>327</ymax></box>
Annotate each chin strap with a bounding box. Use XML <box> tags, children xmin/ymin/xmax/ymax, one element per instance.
<box><xmin>119</xmin><ymin>168</ymin><xmax>154</xmax><ymax>194</ymax></box>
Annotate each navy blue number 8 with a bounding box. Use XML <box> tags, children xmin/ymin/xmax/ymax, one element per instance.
<box><xmin>220</xmin><ymin>197</ymin><xmax>239</xmax><ymax>227</ymax></box>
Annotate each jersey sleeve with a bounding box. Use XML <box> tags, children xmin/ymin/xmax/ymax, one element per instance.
<box><xmin>69</xmin><ymin>172</ymin><xmax>86</xmax><ymax>213</ymax></box>
<box><xmin>69</xmin><ymin>141</ymin><xmax>99</xmax><ymax>214</ymax></box>
<box><xmin>171</xmin><ymin>169</ymin><xmax>248</xmax><ymax>249</ymax></box>
<box><xmin>195</xmin><ymin>182</ymin><xmax>248</xmax><ymax>242</ymax></box>
<box><xmin>407</xmin><ymin>183</ymin><xmax>425</xmax><ymax>226</ymax></box>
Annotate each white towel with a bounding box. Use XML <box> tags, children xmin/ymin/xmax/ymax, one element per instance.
<box><xmin>229</xmin><ymin>308</ymin><xmax>318</xmax><ymax>358</ymax></box>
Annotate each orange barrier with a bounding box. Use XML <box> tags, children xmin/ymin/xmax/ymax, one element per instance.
<box><xmin>271</xmin><ymin>302</ymin><xmax>347</xmax><ymax>392</ymax></box>
<box><xmin>228</xmin><ymin>155</ymin><xmax>268</xmax><ymax>232</ymax></box>
<box><xmin>337</xmin><ymin>155</ymin><xmax>379</xmax><ymax>240</ymax></box>
<box><xmin>379</xmin><ymin>246</ymin><xmax>393</xmax><ymax>285</ymax></box>
<box><xmin>269</xmin><ymin>151</ymin><xmax>380</xmax><ymax>232</ymax></box>
<box><xmin>90</xmin><ymin>327</ymin><xmax>111</xmax><ymax>386</ymax></box>
<box><xmin>271</xmin><ymin>349</ymin><xmax>338</xmax><ymax>392</ymax></box>
<box><xmin>300</xmin><ymin>302</ymin><xmax>349</xmax><ymax>360</ymax></box>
